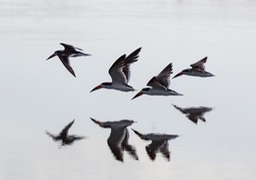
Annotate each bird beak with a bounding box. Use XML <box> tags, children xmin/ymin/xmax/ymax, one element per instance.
<box><xmin>46</xmin><ymin>53</ymin><xmax>56</xmax><ymax>60</ymax></box>
<box><xmin>131</xmin><ymin>91</ymin><xmax>143</xmax><ymax>100</ymax></box>
<box><xmin>90</xmin><ymin>117</ymin><xmax>100</xmax><ymax>125</ymax></box>
<box><xmin>90</xmin><ymin>85</ymin><xmax>102</xmax><ymax>93</ymax></box>
<box><xmin>172</xmin><ymin>72</ymin><xmax>183</xmax><ymax>79</ymax></box>
<box><xmin>131</xmin><ymin>128</ymin><xmax>142</xmax><ymax>137</ymax></box>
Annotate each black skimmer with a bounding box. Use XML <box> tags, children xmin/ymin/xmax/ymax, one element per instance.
<box><xmin>173</xmin><ymin>104</ymin><xmax>213</xmax><ymax>124</ymax></box>
<box><xmin>173</xmin><ymin>57</ymin><xmax>214</xmax><ymax>78</ymax></box>
<box><xmin>132</xmin><ymin>63</ymin><xmax>182</xmax><ymax>99</ymax></box>
<box><xmin>45</xmin><ymin>119</ymin><xmax>85</xmax><ymax>146</ymax></box>
<box><xmin>90</xmin><ymin>117</ymin><xmax>138</xmax><ymax>162</ymax></box>
<box><xmin>90</xmin><ymin>47</ymin><xmax>141</xmax><ymax>93</ymax></box>
<box><xmin>132</xmin><ymin>129</ymin><xmax>179</xmax><ymax>161</ymax></box>
<box><xmin>47</xmin><ymin>43</ymin><xmax>91</xmax><ymax>77</ymax></box>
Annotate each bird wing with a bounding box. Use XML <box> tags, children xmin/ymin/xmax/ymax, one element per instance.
<box><xmin>59</xmin><ymin>119</ymin><xmax>75</xmax><ymax>138</ymax></box>
<box><xmin>173</xmin><ymin>104</ymin><xmax>187</xmax><ymax>113</ymax></box>
<box><xmin>90</xmin><ymin>118</ymin><xmax>112</xmax><ymax>128</ymax></box>
<box><xmin>146</xmin><ymin>140</ymin><xmax>164</xmax><ymax>160</ymax></box>
<box><xmin>60</xmin><ymin>43</ymin><xmax>83</xmax><ymax>51</ymax></box>
<box><xmin>147</xmin><ymin>76</ymin><xmax>167</xmax><ymax>90</ymax></box>
<box><xmin>190</xmin><ymin>57</ymin><xmax>207</xmax><ymax>70</ymax></box>
<box><xmin>109</xmin><ymin>48</ymin><xmax>141</xmax><ymax>85</ymax></box>
<box><xmin>108</xmin><ymin>54</ymin><xmax>127</xmax><ymax>85</ymax></box>
<box><xmin>45</xmin><ymin>131</ymin><xmax>58</xmax><ymax>141</ymax></box>
<box><xmin>147</xmin><ymin>63</ymin><xmax>172</xmax><ymax>89</ymax></box>
<box><xmin>121</xmin><ymin>129</ymin><xmax>139</xmax><ymax>160</ymax></box>
<box><xmin>187</xmin><ymin>113</ymin><xmax>200</xmax><ymax>124</ymax></box>
<box><xmin>159</xmin><ymin>140</ymin><xmax>170</xmax><ymax>161</ymax></box>
<box><xmin>107</xmin><ymin>127</ymin><xmax>126</xmax><ymax>162</ymax></box>
<box><xmin>57</xmin><ymin>54</ymin><xmax>76</xmax><ymax>77</ymax></box>
<box><xmin>123</xmin><ymin>47</ymin><xmax>141</xmax><ymax>82</ymax></box>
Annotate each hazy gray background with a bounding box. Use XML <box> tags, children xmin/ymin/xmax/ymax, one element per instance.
<box><xmin>0</xmin><ymin>0</ymin><xmax>255</xmax><ymax>179</ymax></box>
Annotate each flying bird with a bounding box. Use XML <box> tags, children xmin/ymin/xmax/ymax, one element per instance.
<box><xmin>47</xmin><ymin>43</ymin><xmax>91</xmax><ymax>77</ymax></box>
<box><xmin>90</xmin><ymin>47</ymin><xmax>141</xmax><ymax>93</ymax></box>
<box><xmin>132</xmin><ymin>129</ymin><xmax>179</xmax><ymax>161</ymax></box>
<box><xmin>173</xmin><ymin>57</ymin><xmax>214</xmax><ymax>78</ymax></box>
<box><xmin>173</xmin><ymin>104</ymin><xmax>213</xmax><ymax>124</ymax></box>
<box><xmin>45</xmin><ymin>119</ymin><xmax>85</xmax><ymax>146</ymax></box>
<box><xmin>90</xmin><ymin>117</ymin><xmax>138</xmax><ymax>162</ymax></box>
<box><xmin>132</xmin><ymin>63</ymin><xmax>182</xmax><ymax>99</ymax></box>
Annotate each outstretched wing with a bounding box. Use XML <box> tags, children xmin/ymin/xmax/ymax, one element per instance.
<box><xmin>123</xmin><ymin>47</ymin><xmax>141</xmax><ymax>82</ymax></box>
<box><xmin>90</xmin><ymin>117</ymin><xmax>112</xmax><ymax>128</ymax></box>
<box><xmin>57</xmin><ymin>54</ymin><xmax>76</xmax><ymax>77</ymax></box>
<box><xmin>190</xmin><ymin>57</ymin><xmax>207</xmax><ymax>70</ymax></box>
<box><xmin>159</xmin><ymin>140</ymin><xmax>170</xmax><ymax>161</ymax></box>
<box><xmin>155</xmin><ymin>63</ymin><xmax>173</xmax><ymax>88</ymax></box>
<box><xmin>147</xmin><ymin>76</ymin><xmax>167</xmax><ymax>90</ymax></box>
<box><xmin>59</xmin><ymin>119</ymin><xmax>75</xmax><ymax>138</ymax></box>
<box><xmin>108</xmin><ymin>54</ymin><xmax>127</xmax><ymax>84</ymax></box>
<box><xmin>121</xmin><ymin>130</ymin><xmax>139</xmax><ymax>160</ymax></box>
<box><xmin>107</xmin><ymin>127</ymin><xmax>126</xmax><ymax>162</ymax></box>
<box><xmin>45</xmin><ymin>131</ymin><xmax>58</xmax><ymax>141</ymax></box>
<box><xmin>60</xmin><ymin>43</ymin><xmax>83</xmax><ymax>51</ymax></box>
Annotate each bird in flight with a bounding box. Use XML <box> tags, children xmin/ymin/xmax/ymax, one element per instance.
<box><xmin>132</xmin><ymin>63</ymin><xmax>182</xmax><ymax>99</ymax></box>
<box><xmin>90</xmin><ymin>47</ymin><xmax>141</xmax><ymax>93</ymax></box>
<box><xmin>173</xmin><ymin>57</ymin><xmax>214</xmax><ymax>78</ymax></box>
<box><xmin>47</xmin><ymin>43</ymin><xmax>91</xmax><ymax>77</ymax></box>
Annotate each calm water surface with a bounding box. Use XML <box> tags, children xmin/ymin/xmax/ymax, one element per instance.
<box><xmin>0</xmin><ymin>0</ymin><xmax>256</xmax><ymax>179</ymax></box>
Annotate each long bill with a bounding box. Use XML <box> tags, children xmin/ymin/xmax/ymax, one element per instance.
<box><xmin>46</xmin><ymin>53</ymin><xmax>56</xmax><ymax>60</ymax></box>
<box><xmin>90</xmin><ymin>85</ymin><xmax>102</xmax><ymax>93</ymax></box>
<box><xmin>131</xmin><ymin>91</ymin><xmax>143</xmax><ymax>100</ymax></box>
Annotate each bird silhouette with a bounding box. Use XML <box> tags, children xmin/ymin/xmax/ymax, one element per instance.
<box><xmin>47</xmin><ymin>43</ymin><xmax>91</xmax><ymax>77</ymax></box>
<box><xmin>90</xmin><ymin>47</ymin><xmax>141</xmax><ymax>92</ymax></box>
<box><xmin>132</xmin><ymin>63</ymin><xmax>182</xmax><ymax>99</ymax></box>
<box><xmin>173</xmin><ymin>57</ymin><xmax>214</xmax><ymax>78</ymax></box>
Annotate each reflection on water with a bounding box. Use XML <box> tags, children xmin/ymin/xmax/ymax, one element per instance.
<box><xmin>132</xmin><ymin>129</ymin><xmax>179</xmax><ymax>161</ymax></box>
<box><xmin>91</xmin><ymin>118</ymin><xmax>138</xmax><ymax>162</ymax></box>
<box><xmin>173</xmin><ymin>104</ymin><xmax>213</xmax><ymax>124</ymax></box>
<box><xmin>1</xmin><ymin>0</ymin><xmax>256</xmax><ymax>180</ymax></box>
<box><xmin>46</xmin><ymin>119</ymin><xmax>85</xmax><ymax>146</ymax></box>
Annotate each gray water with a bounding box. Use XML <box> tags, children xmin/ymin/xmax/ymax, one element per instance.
<box><xmin>0</xmin><ymin>0</ymin><xmax>256</xmax><ymax>179</ymax></box>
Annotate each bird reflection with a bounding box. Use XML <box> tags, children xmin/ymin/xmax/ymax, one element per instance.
<box><xmin>46</xmin><ymin>119</ymin><xmax>85</xmax><ymax>146</ymax></box>
<box><xmin>132</xmin><ymin>129</ymin><xmax>179</xmax><ymax>161</ymax></box>
<box><xmin>90</xmin><ymin>117</ymin><xmax>138</xmax><ymax>162</ymax></box>
<box><xmin>47</xmin><ymin>43</ymin><xmax>91</xmax><ymax>77</ymax></box>
<box><xmin>173</xmin><ymin>104</ymin><xmax>213</xmax><ymax>124</ymax></box>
